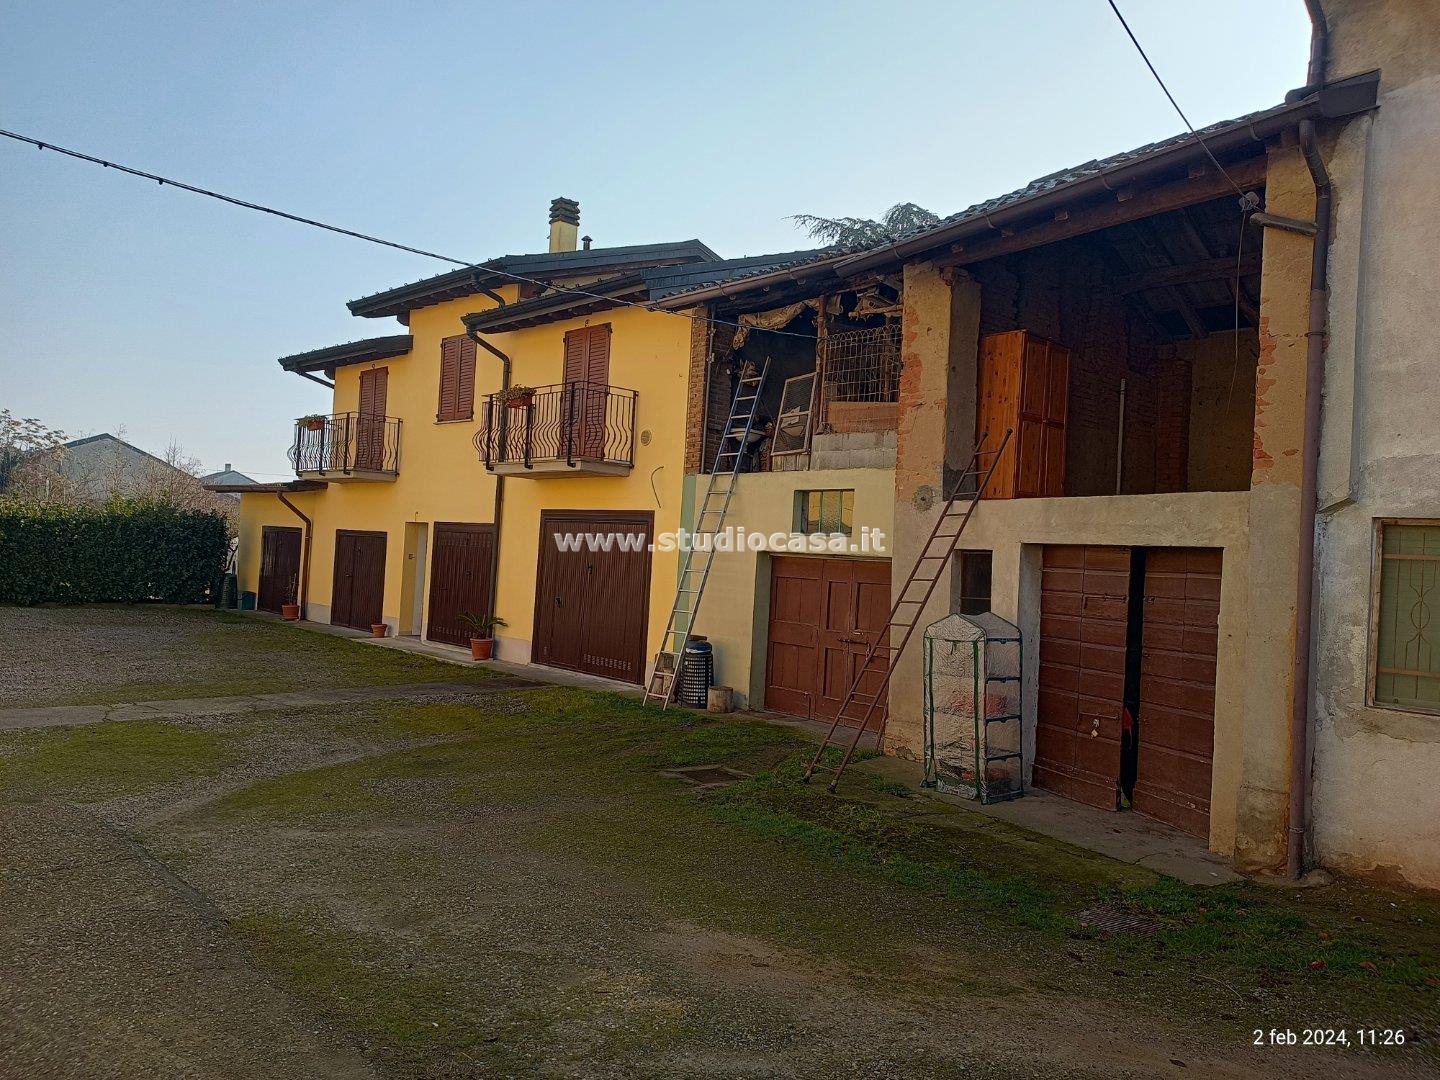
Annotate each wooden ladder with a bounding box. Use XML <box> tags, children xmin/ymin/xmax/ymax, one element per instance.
<box><xmin>644</xmin><ymin>359</ymin><xmax>771</xmax><ymax>708</ymax></box>
<box><xmin>802</xmin><ymin>429</ymin><xmax>1014</xmax><ymax>791</ymax></box>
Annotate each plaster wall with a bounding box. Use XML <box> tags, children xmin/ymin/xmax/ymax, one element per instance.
<box><xmin>1306</xmin><ymin>0</ymin><xmax>1440</xmax><ymax>890</ymax></box>
<box><xmin>685</xmin><ymin>467</ymin><xmax>896</xmax><ymax>710</ymax></box>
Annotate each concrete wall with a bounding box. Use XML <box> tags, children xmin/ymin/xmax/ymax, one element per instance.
<box><xmin>1306</xmin><ymin>0</ymin><xmax>1440</xmax><ymax>890</ymax></box>
<box><xmin>686</xmin><ymin>466</ymin><xmax>896</xmax><ymax>709</ymax></box>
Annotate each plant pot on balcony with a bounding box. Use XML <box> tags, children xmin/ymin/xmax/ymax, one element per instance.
<box><xmin>504</xmin><ymin>393</ymin><xmax>533</xmax><ymax>410</ymax></box>
<box><xmin>281</xmin><ymin>602</ymin><xmax>300</xmax><ymax>621</ymax></box>
<box><xmin>371</xmin><ymin>623</ymin><xmax>387</xmax><ymax>638</ymax></box>
<box><xmin>301</xmin><ymin>416</ymin><xmax>326</xmax><ymax>432</ymax></box>
<box><xmin>469</xmin><ymin>637</ymin><xmax>495</xmax><ymax>661</ymax></box>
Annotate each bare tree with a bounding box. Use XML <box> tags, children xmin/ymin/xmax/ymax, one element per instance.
<box><xmin>0</xmin><ymin>409</ymin><xmax>69</xmax><ymax>498</ymax></box>
<box><xmin>789</xmin><ymin>202</ymin><xmax>941</xmax><ymax>247</ymax></box>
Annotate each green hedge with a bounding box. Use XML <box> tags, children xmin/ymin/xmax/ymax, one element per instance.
<box><xmin>0</xmin><ymin>499</ymin><xmax>230</xmax><ymax>605</ymax></box>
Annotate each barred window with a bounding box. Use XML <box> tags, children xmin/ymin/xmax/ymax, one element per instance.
<box><xmin>795</xmin><ymin>490</ymin><xmax>854</xmax><ymax>536</ymax></box>
<box><xmin>1373</xmin><ymin>521</ymin><xmax>1440</xmax><ymax>713</ymax></box>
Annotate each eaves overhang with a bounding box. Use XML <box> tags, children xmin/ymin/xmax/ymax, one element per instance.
<box><xmin>276</xmin><ymin>335</ymin><xmax>413</xmax><ymax>375</ymax></box>
<box><xmin>462</xmin><ymin>274</ymin><xmax>649</xmax><ymax>334</ymax></box>
<box><xmin>204</xmin><ymin>480</ymin><xmax>327</xmax><ymax>494</ymax></box>
<box><xmin>834</xmin><ymin>70</ymin><xmax>1381</xmax><ymax>277</ymax></box>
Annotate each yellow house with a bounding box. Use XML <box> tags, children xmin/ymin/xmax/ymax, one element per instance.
<box><xmin>222</xmin><ymin>199</ymin><xmax>814</xmax><ymax>686</ymax></box>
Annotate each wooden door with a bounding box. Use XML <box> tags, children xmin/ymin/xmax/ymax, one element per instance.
<box><xmin>765</xmin><ymin>556</ymin><xmax>890</xmax><ymax>726</ymax></box>
<box><xmin>977</xmin><ymin>330</ymin><xmax>1069</xmax><ymax>499</ymax></box>
<box><xmin>533</xmin><ymin>511</ymin><xmax>652</xmax><ymax>683</ymax></box>
<box><xmin>563</xmin><ymin>325</ymin><xmax>610</xmax><ymax>459</ymax></box>
<box><xmin>332</xmin><ymin>530</ymin><xmax>387</xmax><ymax>631</ymax></box>
<box><xmin>425</xmin><ymin>523</ymin><xmax>496</xmax><ymax>647</ymax></box>
<box><xmin>257</xmin><ymin>526</ymin><xmax>301</xmax><ymax>613</ymax></box>
<box><xmin>1134</xmin><ymin>548</ymin><xmax>1221</xmax><ymax>838</ymax></box>
<box><xmin>356</xmin><ymin>367</ymin><xmax>388</xmax><ymax>471</ymax></box>
<box><xmin>1034</xmin><ymin>545</ymin><xmax>1131</xmax><ymax>809</ymax></box>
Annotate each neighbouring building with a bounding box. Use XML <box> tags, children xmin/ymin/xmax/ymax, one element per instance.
<box><xmin>199</xmin><ymin>463</ymin><xmax>257</xmax><ymax>501</ymax></box>
<box><xmin>218</xmin><ymin>0</ymin><xmax>1439</xmax><ymax>892</ymax></box>
<box><xmin>216</xmin><ymin>198</ymin><xmax>818</xmax><ymax>683</ymax></box>
<box><xmin>14</xmin><ymin>432</ymin><xmax>236</xmax><ymax>517</ymax></box>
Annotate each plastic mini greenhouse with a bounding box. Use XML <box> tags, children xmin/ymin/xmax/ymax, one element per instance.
<box><xmin>923</xmin><ymin>611</ymin><xmax>1024</xmax><ymax>802</ymax></box>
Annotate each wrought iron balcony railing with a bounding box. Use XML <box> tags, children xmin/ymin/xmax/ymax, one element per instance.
<box><xmin>290</xmin><ymin>412</ymin><xmax>401</xmax><ymax>479</ymax></box>
<box><xmin>475</xmin><ymin>382</ymin><xmax>637</xmax><ymax>473</ymax></box>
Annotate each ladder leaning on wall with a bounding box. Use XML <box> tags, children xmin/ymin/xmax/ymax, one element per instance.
<box><xmin>643</xmin><ymin>358</ymin><xmax>771</xmax><ymax>709</ymax></box>
<box><xmin>802</xmin><ymin>427</ymin><xmax>1014</xmax><ymax>791</ymax></box>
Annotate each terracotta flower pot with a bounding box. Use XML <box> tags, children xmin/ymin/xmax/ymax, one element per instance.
<box><xmin>280</xmin><ymin>603</ymin><xmax>300</xmax><ymax>621</ymax></box>
<box><xmin>371</xmin><ymin>623</ymin><xmax>387</xmax><ymax>638</ymax></box>
<box><xmin>504</xmin><ymin>394</ymin><xmax>533</xmax><ymax>410</ymax></box>
<box><xmin>469</xmin><ymin>637</ymin><xmax>495</xmax><ymax>661</ymax></box>
<box><xmin>303</xmin><ymin>419</ymin><xmax>325</xmax><ymax>431</ymax></box>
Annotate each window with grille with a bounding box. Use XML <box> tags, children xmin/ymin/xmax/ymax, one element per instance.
<box><xmin>795</xmin><ymin>490</ymin><xmax>854</xmax><ymax>536</ymax></box>
<box><xmin>1373</xmin><ymin>521</ymin><xmax>1440</xmax><ymax>713</ymax></box>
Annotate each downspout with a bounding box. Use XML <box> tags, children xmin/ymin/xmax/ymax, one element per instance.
<box><xmin>1286</xmin><ymin>0</ymin><xmax>1332</xmax><ymax>881</ymax></box>
<box><xmin>276</xmin><ymin>490</ymin><xmax>313</xmax><ymax>619</ymax></box>
<box><xmin>466</xmin><ymin>327</ymin><xmax>510</xmax><ymax>629</ymax></box>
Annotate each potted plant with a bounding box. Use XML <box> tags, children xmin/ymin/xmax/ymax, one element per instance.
<box><xmin>280</xmin><ymin>575</ymin><xmax>300</xmax><ymax>621</ymax></box>
<box><xmin>299</xmin><ymin>413</ymin><xmax>327</xmax><ymax>431</ymax></box>
<box><xmin>497</xmin><ymin>385</ymin><xmax>536</xmax><ymax>410</ymax></box>
<box><xmin>370</xmin><ymin>622</ymin><xmax>388</xmax><ymax>638</ymax></box>
<box><xmin>457</xmin><ymin>612</ymin><xmax>507</xmax><ymax>660</ymax></box>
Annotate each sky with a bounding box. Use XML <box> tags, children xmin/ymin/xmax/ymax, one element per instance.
<box><xmin>0</xmin><ymin>0</ymin><xmax>1312</xmax><ymax>480</ymax></box>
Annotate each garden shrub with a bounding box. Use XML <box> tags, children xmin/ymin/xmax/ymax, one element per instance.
<box><xmin>0</xmin><ymin>498</ymin><xmax>229</xmax><ymax>605</ymax></box>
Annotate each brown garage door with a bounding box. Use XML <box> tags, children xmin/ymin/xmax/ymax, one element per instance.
<box><xmin>426</xmin><ymin>523</ymin><xmax>496</xmax><ymax>647</ymax></box>
<box><xmin>533</xmin><ymin>511</ymin><xmax>652</xmax><ymax>683</ymax></box>
<box><xmin>1034</xmin><ymin>545</ymin><xmax>1130</xmax><ymax>810</ymax></box>
<box><xmin>257</xmin><ymin>526</ymin><xmax>301</xmax><ymax>613</ymax></box>
<box><xmin>1133</xmin><ymin>548</ymin><xmax>1221</xmax><ymax>837</ymax></box>
<box><xmin>765</xmin><ymin>556</ymin><xmax>890</xmax><ymax>727</ymax></box>
<box><xmin>332</xmin><ymin>530</ymin><xmax>386</xmax><ymax>631</ymax></box>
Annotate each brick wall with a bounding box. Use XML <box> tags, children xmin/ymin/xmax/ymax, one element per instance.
<box><xmin>682</xmin><ymin>307</ymin><xmax>713</xmax><ymax>474</ymax></box>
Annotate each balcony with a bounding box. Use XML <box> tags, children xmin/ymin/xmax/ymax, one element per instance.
<box><xmin>290</xmin><ymin>413</ymin><xmax>400</xmax><ymax>482</ymax></box>
<box><xmin>475</xmin><ymin>382</ymin><xmax>636</xmax><ymax>477</ymax></box>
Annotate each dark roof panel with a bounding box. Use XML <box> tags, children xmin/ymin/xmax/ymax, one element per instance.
<box><xmin>347</xmin><ymin>240</ymin><xmax>721</xmax><ymax>319</ymax></box>
<box><xmin>276</xmin><ymin>335</ymin><xmax>413</xmax><ymax>374</ymax></box>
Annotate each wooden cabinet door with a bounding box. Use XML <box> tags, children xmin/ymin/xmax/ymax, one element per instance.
<box><xmin>1034</xmin><ymin>545</ymin><xmax>1130</xmax><ymax>810</ymax></box>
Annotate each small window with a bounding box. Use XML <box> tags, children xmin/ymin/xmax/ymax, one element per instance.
<box><xmin>1373</xmin><ymin>521</ymin><xmax>1440</xmax><ymax>713</ymax></box>
<box><xmin>795</xmin><ymin>490</ymin><xmax>854</xmax><ymax>535</ymax></box>
<box><xmin>958</xmin><ymin>550</ymin><xmax>993</xmax><ymax>615</ymax></box>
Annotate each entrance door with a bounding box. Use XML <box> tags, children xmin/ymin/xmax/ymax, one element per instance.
<box><xmin>426</xmin><ymin>523</ymin><xmax>496</xmax><ymax>647</ymax></box>
<box><xmin>765</xmin><ymin>556</ymin><xmax>891</xmax><ymax>726</ymax></box>
<box><xmin>257</xmin><ymin>526</ymin><xmax>302</xmax><ymax>613</ymax></box>
<box><xmin>331</xmin><ymin>530</ymin><xmax>387</xmax><ymax>630</ymax></box>
<box><xmin>1133</xmin><ymin>548</ymin><xmax>1220</xmax><ymax>837</ymax></box>
<box><xmin>533</xmin><ymin>511</ymin><xmax>652</xmax><ymax>683</ymax></box>
<box><xmin>1034</xmin><ymin>545</ymin><xmax>1130</xmax><ymax>809</ymax></box>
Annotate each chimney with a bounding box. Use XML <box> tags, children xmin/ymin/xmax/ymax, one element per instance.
<box><xmin>548</xmin><ymin>197</ymin><xmax>580</xmax><ymax>253</ymax></box>
<box><xmin>223</xmin><ymin>463</ymin><xmax>232</xmax><ymax>471</ymax></box>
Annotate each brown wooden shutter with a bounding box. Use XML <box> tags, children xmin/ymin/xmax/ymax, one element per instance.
<box><xmin>359</xmin><ymin>367</ymin><xmax>387</xmax><ymax>417</ymax></box>
<box><xmin>563</xmin><ymin>325</ymin><xmax>611</xmax><ymax>386</ymax></box>
<box><xmin>438</xmin><ymin>337</ymin><xmax>460</xmax><ymax>421</ymax></box>
<box><xmin>455</xmin><ymin>335</ymin><xmax>476</xmax><ymax>421</ymax></box>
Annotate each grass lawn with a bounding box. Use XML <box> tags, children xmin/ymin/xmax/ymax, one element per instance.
<box><xmin>2</xmin><ymin>673</ymin><xmax>1434</xmax><ymax>1078</ymax></box>
<box><xmin>0</xmin><ymin>604</ymin><xmax>499</xmax><ymax>708</ymax></box>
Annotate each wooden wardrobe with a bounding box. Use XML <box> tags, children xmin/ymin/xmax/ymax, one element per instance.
<box><xmin>976</xmin><ymin>329</ymin><xmax>1071</xmax><ymax>499</ymax></box>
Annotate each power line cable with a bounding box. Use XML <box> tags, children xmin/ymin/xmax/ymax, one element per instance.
<box><xmin>1103</xmin><ymin>0</ymin><xmax>1250</xmax><ymax>199</ymax></box>
<box><xmin>0</xmin><ymin>127</ymin><xmax>816</xmax><ymax>339</ymax></box>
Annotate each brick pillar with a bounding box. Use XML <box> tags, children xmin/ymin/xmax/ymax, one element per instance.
<box><xmin>886</xmin><ymin>261</ymin><xmax>982</xmax><ymax>758</ymax></box>
<box><xmin>1232</xmin><ymin>144</ymin><xmax>1317</xmax><ymax>873</ymax></box>
<box><xmin>682</xmin><ymin>306</ymin><xmax>713</xmax><ymax>475</ymax></box>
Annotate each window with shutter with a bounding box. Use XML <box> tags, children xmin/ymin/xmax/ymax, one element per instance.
<box><xmin>437</xmin><ymin>335</ymin><xmax>476</xmax><ymax>422</ymax></box>
<box><xmin>562</xmin><ymin>325</ymin><xmax>611</xmax><ymax>458</ymax></box>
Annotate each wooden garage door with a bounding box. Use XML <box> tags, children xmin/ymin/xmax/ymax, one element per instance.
<box><xmin>426</xmin><ymin>523</ymin><xmax>496</xmax><ymax>647</ymax></box>
<box><xmin>257</xmin><ymin>526</ymin><xmax>301</xmax><ymax>614</ymax></box>
<box><xmin>1035</xmin><ymin>545</ymin><xmax>1130</xmax><ymax>809</ymax></box>
<box><xmin>1133</xmin><ymin>548</ymin><xmax>1221</xmax><ymax>837</ymax></box>
<box><xmin>533</xmin><ymin>511</ymin><xmax>652</xmax><ymax>683</ymax></box>
<box><xmin>332</xmin><ymin>530</ymin><xmax>386</xmax><ymax>631</ymax></box>
<box><xmin>765</xmin><ymin>556</ymin><xmax>890</xmax><ymax>727</ymax></box>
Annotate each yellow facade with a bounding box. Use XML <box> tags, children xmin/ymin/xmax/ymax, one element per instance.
<box><xmin>236</xmin><ymin>285</ymin><xmax>692</xmax><ymax>676</ymax></box>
